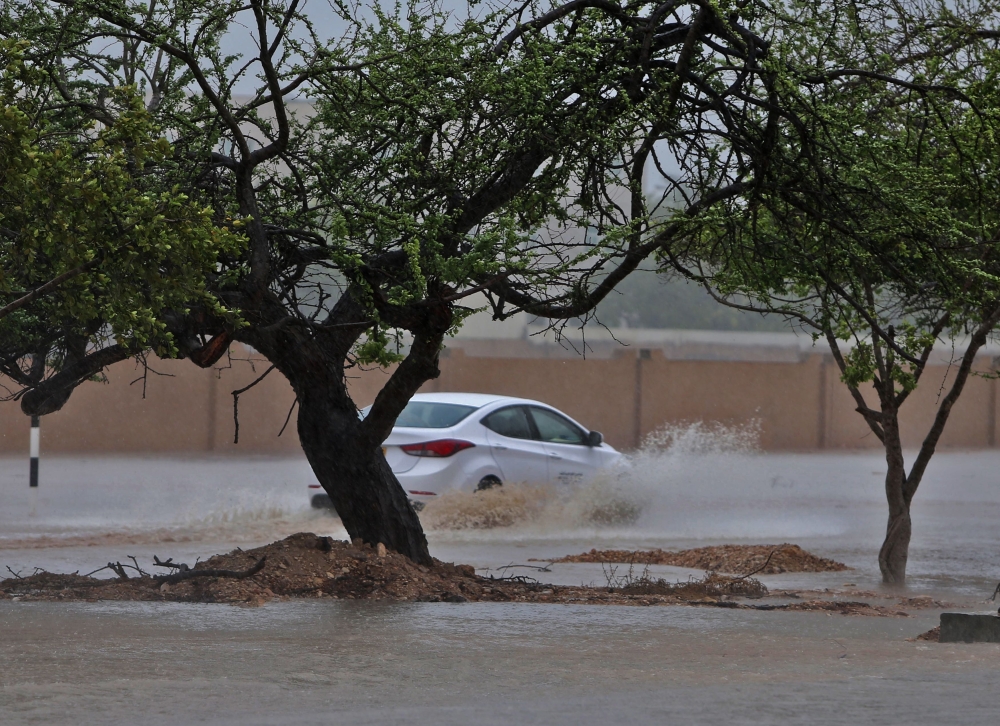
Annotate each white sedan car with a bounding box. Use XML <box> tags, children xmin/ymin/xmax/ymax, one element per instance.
<box><xmin>309</xmin><ymin>393</ymin><xmax>620</xmax><ymax>509</ymax></box>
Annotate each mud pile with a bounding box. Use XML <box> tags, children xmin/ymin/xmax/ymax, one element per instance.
<box><xmin>911</xmin><ymin>626</ymin><xmax>941</xmax><ymax>641</ymax></box>
<box><xmin>0</xmin><ymin>533</ymin><xmax>775</xmax><ymax>607</ymax></box>
<box><xmin>1</xmin><ymin>533</ymin><xmax>906</xmax><ymax>617</ymax></box>
<box><xmin>545</xmin><ymin>544</ymin><xmax>848</xmax><ymax>574</ymax></box>
<box><xmin>0</xmin><ymin>533</ymin><xmax>492</xmax><ymax>605</ymax></box>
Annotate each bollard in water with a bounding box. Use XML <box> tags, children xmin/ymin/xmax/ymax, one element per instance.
<box><xmin>29</xmin><ymin>414</ymin><xmax>39</xmax><ymax>488</ymax></box>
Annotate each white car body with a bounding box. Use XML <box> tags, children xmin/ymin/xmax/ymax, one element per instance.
<box><xmin>309</xmin><ymin>393</ymin><xmax>621</xmax><ymax>508</ymax></box>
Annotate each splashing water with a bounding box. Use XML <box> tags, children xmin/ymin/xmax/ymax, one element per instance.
<box><xmin>640</xmin><ymin>420</ymin><xmax>761</xmax><ymax>455</ymax></box>
<box><xmin>0</xmin><ymin>456</ymin><xmax>349</xmax><ymax>549</ymax></box>
<box><xmin>421</xmin><ymin>420</ymin><xmax>775</xmax><ymax>540</ymax></box>
<box><xmin>418</xmin><ymin>485</ymin><xmax>556</xmax><ymax>531</ymax></box>
<box><xmin>4</xmin><ymin>447</ymin><xmax>1000</xmax><ymax>587</ymax></box>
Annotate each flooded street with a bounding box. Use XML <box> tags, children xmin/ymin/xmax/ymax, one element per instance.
<box><xmin>1</xmin><ymin>600</ymin><xmax>995</xmax><ymax>725</ymax></box>
<box><xmin>2</xmin><ymin>440</ymin><xmax>1000</xmax><ymax>723</ymax></box>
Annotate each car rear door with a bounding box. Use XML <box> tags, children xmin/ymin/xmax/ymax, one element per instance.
<box><xmin>527</xmin><ymin>406</ymin><xmax>604</xmax><ymax>486</ymax></box>
<box><xmin>481</xmin><ymin>405</ymin><xmax>550</xmax><ymax>486</ymax></box>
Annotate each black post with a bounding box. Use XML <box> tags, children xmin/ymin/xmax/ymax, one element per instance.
<box><xmin>29</xmin><ymin>414</ymin><xmax>39</xmax><ymax>488</ymax></box>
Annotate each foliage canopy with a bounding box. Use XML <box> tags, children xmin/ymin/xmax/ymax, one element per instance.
<box><xmin>663</xmin><ymin>0</ymin><xmax>1000</xmax><ymax>582</ymax></box>
<box><xmin>0</xmin><ymin>39</ymin><xmax>242</xmax><ymax>406</ymax></box>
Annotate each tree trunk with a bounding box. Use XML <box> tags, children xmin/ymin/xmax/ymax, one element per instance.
<box><xmin>878</xmin><ymin>409</ymin><xmax>910</xmax><ymax>584</ymax></box>
<box><xmin>296</xmin><ymin>384</ymin><xmax>432</xmax><ymax>565</ymax></box>
<box><xmin>234</xmin><ymin>288</ymin><xmax>450</xmax><ymax>567</ymax></box>
<box><xmin>878</xmin><ymin>504</ymin><xmax>911</xmax><ymax>585</ymax></box>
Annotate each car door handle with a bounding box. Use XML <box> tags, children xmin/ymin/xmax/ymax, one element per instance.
<box><xmin>492</xmin><ymin>444</ymin><xmax>508</xmax><ymax>451</ymax></box>
<box><xmin>548</xmin><ymin>452</ymin><xmax>562</xmax><ymax>459</ymax></box>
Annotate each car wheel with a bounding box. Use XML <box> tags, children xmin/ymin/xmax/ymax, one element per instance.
<box><xmin>476</xmin><ymin>475</ymin><xmax>502</xmax><ymax>491</ymax></box>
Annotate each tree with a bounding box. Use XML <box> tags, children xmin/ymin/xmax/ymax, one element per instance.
<box><xmin>667</xmin><ymin>0</ymin><xmax>1000</xmax><ymax>583</ymax></box>
<box><xmin>0</xmin><ymin>0</ymin><xmax>814</xmax><ymax>563</ymax></box>
<box><xmin>0</xmin><ymin>38</ymin><xmax>241</xmax><ymax>409</ymax></box>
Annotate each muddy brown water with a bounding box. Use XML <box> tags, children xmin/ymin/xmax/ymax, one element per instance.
<box><xmin>2</xmin><ymin>446</ymin><xmax>1000</xmax><ymax>723</ymax></box>
<box><xmin>2</xmin><ymin>600</ymin><xmax>996</xmax><ymax>725</ymax></box>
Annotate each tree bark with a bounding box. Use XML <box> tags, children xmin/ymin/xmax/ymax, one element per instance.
<box><xmin>877</xmin><ymin>403</ymin><xmax>910</xmax><ymax>584</ymax></box>
<box><xmin>20</xmin><ymin>344</ymin><xmax>130</xmax><ymax>416</ymax></box>
<box><xmin>878</xmin><ymin>503</ymin><xmax>911</xmax><ymax>585</ymax></box>
<box><xmin>296</xmin><ymin>385</ymin><xmax>432</xmax><ymax>565</ymax></box>
<box><xmin>240</xmin><ymin>293</ymin><xmax>443</xmax><ymax>566</ymax></box>
<box><xmin>873</xmin><ymin>306</ymin><xmax>1000</xmax><ymax>584</ymax></box>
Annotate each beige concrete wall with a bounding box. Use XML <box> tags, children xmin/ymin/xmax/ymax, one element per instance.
<box><xmin>819</xmin><ymin>355</ymin><xmax>996</xmax><ymax>450</ymax></box>
<box><xmin>0</xmin><ymin>345</ymin><xmax>996</xmax><ymax>454</ymax></box>
<box><xmin>0</xmin><ymin>354</ymin><xmax>301</xmax><ymax>455</ymax></box>
<box><xmin>632</xmin><ymin>352</ymin><xmax>824</xmax><ymax>450</ymax></box>
<box><xmin>429</xmin><ymin>348</ymin><xmax>640</xmax><ymax>450</ymax></box>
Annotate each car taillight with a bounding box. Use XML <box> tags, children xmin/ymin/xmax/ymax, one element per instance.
<box><xmin>400</xmin><ymin>439</ymin><xmax>475</xmax><ymax>457</ymax></box>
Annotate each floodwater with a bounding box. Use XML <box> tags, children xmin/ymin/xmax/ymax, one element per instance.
<box><xmin>2</xmin><ymin>429</ymin><xmax>999</xmax><ymax>724</ymax></box>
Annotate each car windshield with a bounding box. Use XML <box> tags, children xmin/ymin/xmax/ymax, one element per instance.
<box><xmin>393</xmin><ymin>402</ymin><xmax>478</xmax><ymax>428</ymax></box>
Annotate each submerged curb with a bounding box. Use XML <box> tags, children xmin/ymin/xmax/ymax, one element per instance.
<box><xmin>939</xmin><ymin>613</ymin><xmax>1000</xmax><ymax>643</ymax></box>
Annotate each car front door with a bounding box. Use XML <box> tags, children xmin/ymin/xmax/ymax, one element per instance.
<box><xmin>527</xmin><ymin>406</ymin><xmax>603</xmax><ymax>486</ymax></box>
<box><xmin>481</xmin><ymin>405</ymin><xmax>550</xmax><ymax>486</ymax></box>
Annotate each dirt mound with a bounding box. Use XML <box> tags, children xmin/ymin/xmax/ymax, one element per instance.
<box><xmin>910</xmin><ymin>626</ymin><xmax>941</xmax><ymax>642</ymax></box>
<box><xmin>544</xmin><ymin>544</ymin><xmax>848</xmax><ymax>574</ymax></box>
<box><xmin>1</xmin><ymin>534</ymin><xmax>897</xmax><ymax>619</ymax></box>
<box><xmin>0</xmin><ymin>532</ymin><xmax>772</xmax><ymax>607</ymax></box>
<box><xmin>0</xmin><ymin>533</ymin><xmax>493</xmax><ymax>605</ymax></box>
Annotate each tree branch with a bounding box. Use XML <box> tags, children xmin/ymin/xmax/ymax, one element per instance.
<box><xmin>19</xmin><ymin>344</ymin><xmax>130</xmax><ymax>416</ymax></box>
<box><xmin>231</xmin><ymin>364</ymin><xmax>276</xmax><ymax>444</ymax></box>
<box><xmin>154</xmin><ymin>556</ymin><xmax>266</xmax><ymax>584</ymax></box>
<box><xmin>904</xmin><ymin>303</ymin><xmax>1000</xmax><ymax>503</ymax></box>
<box><xmin>359</xmin><ymin>330</ymin><xmax>444</xmax><ymax>448</ymax></box>
<box><xmin>0</xmin><ymin>259</ymin><xmax>99</xmax><ymax>321</ymax></box>
<box><xmin>824</xmin><ymin>328</ymin><xmax>885</xmax><ymax>443</ymax></box>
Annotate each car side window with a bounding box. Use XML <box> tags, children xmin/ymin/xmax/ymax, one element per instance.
<box><xmin>481</xmin><ymin>406</ymin><xmax>534</xmax><ymax>440</ymax></box>
<box><xmin>529</xmin><ymin>407</ymin><xmax>587</xmax><ymax>445</ymax></box>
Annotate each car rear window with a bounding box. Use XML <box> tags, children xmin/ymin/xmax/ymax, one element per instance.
<box><xmin>394</xmin><ymin>402</ymin><xmax>478</xmax><ymax>428</ymax></box>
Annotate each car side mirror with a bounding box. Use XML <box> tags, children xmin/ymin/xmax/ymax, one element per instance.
<box><xmin>586</xmin><ymin>430</ymin><xmax>603</xmax><ymax>447</ymax></box>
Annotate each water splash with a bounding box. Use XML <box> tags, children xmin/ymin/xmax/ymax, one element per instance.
<box><xmin>640</xmin><ymin>420</ymin><xmax>761</xmax><ymax>455</ymax></box>
<box><xmin>421</xmin><ymin>420</ymin><xmax>774</xmax><ymax>539</ymax></box>
<box><xmin>418</xmin><ymin>485</ymin><xmax>555</xmax><ymax>531</ymax></box>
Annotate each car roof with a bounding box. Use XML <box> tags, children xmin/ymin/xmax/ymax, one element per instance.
<box><xmin>408</xmin><ymin>392</ymin><xmax>542</xmax><ymax>409</ymax></box>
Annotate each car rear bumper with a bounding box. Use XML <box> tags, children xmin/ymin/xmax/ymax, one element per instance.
<box><xmin>396</xmin><ymin>454</ymin><xmax>499</xmax><ymax>498</ymax></box>
<box><xmin>307</xmin><ymin>449</ymin><xmax>501</xmax><ymax>504</ymax></box>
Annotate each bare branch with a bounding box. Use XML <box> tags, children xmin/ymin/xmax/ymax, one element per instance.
<box><xmin>154</xmin><ymin>556</ymin><xmax>266</xmax><ymax>584</ymax></box>
<box><xmin>231</xmin><ymin>364</ymin><xmax>276</xmax><ymax>444</ymax></box>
